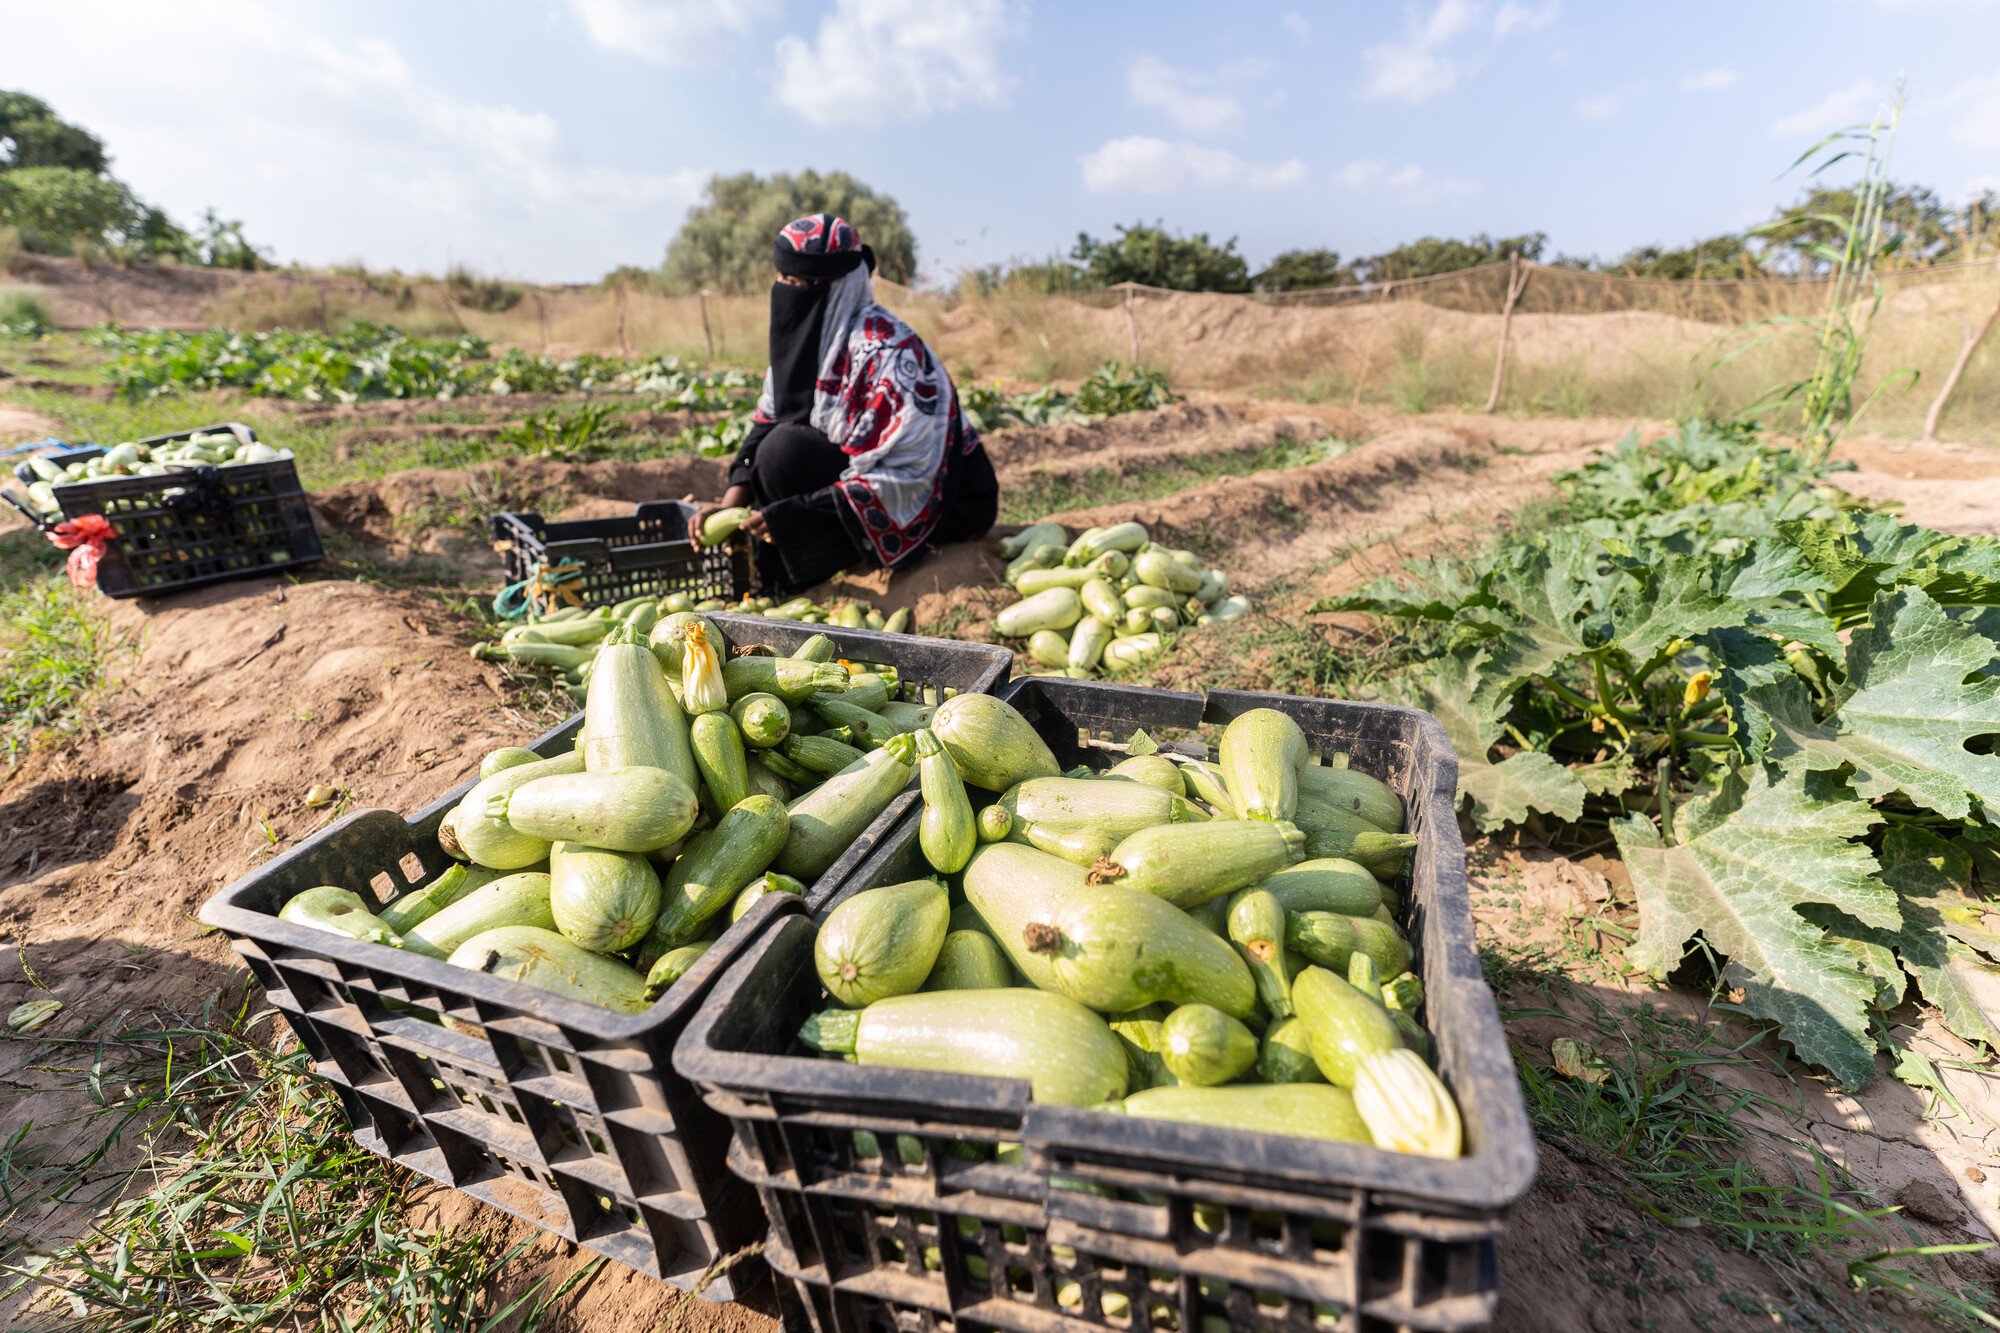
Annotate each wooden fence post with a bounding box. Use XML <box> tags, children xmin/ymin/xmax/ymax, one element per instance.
<box><xmin>616</xmin><ymin>285</ymin><xmax>631</xmax><ymax>357</ymax></box>
<box><xmin>533</xmin><ymin>290</ymin><xmax>548</xmax><ymax>350</ymax></box>
<box><xmin>1922</xmin><ymin>258</ymin><xmax>2000</xmax><ymax>442</ymax></box>
<box><xmin>1483</xmin><ymin>252</ymin><xmax>1530</xmax><ymax>413</ymax></box>
<box><xmin>698</xmin><ymin>289</ymin><xmax>716</xmax><ymax>361</ymax></box>
<box><xmin>1122</xmin><ymin>284</ymin><xmax>1141</xmax><ymax>364</ymax></box>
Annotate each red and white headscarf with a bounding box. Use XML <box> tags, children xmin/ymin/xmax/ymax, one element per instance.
<box><xmin>755</xmin><ymin>214</ymin><xmax>981</xmax><ymax>566</ymax></box>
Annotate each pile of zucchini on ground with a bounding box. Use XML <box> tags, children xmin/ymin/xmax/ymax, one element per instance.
<box><xmin>806</xmin><ymin>699</ymin><xmax>1464</xmax><ymax>1158</ymax></box>
<box><xmin>277</xmin><ymin>613</ymin><xmax>942</xmax><ymax>1011</ymax></box>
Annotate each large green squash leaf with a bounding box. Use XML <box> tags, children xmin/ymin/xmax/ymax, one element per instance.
<box><xmin>1756</xmin><ymin>587</ymin><xmax>2000</xmax><ymax>820</ymax></box>
<box><xmin>1843</xmin><ymin>828</ymin><xmax>2000</xmax><ymax>1051</ymax></box>
<box><xmin>1616</xmin><ymin>766</ymin><xmax>1895</xmax><ymax>1088</ymax></box>
<box><xmin>1461</xmin><ymin>751</ymin><xmax>1588</xmax><ymax>831</ymax></box>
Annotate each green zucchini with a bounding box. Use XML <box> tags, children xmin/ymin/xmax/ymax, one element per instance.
<box><xmin>731</xmin><ymin>870</ymin><xmax>806</xmax><ymax>923</ymax></box>
<box><xmin>1159</xmin><ymin>1004</ymin><xmax>1258</xmax><ymax>1086</ymax></box>
<box><xmin>1225</xmin><ymin>888</ymin><xmax>1292</xmax><ymax>1019</ymax></box>
<box><xmin>1108</xmin><ymin>1004</ymin><xmax>1179</xmax><ymax>1091</ymax></box>
<box><xmin>816</xmin><ymin>879</ymin><xmax>951</xmax><ymax>1007</ymax></box>
<box><xmin>502</xmin><ymin>619</ymin><xmax>610</xmax><ymax>647</ymax></box>
<box><xmin>1133</xmin><ymin>549</ymin><xmax>1203</xmax><ymax>595</ymax></box>
<box><xmin>1028</xmin><ymin>628</ymin><xmax>1070</xmax><ymax>668</ymax></box>
<box><xmin>1015</xmin><ymin>566</ymin><xmax>1097</xmax><ymax>597</ymax></box>
<box><xmin>877</xmin><ymin>700</ymin><xmax>938</xmax><ymax>732</ymax></box>
<box><xmin>1115</xmin><ymin>1083</ymin><xmax>1368</xmax><ymax>1143</ymax></box>
<box><xmin>759</xmin><ymin>748</ymin><xmax>817</xmax><ymax>786</ymax></box>
<box><xmin>645</xmin><ymin>940</ymin><xmax>713</xmax><ymax>997</ymax></box>
<box><xmin>479</xmin><ymin>746</ymin><xmax>542</xmax><ymax>779</ymax></box>
<box><xmin>1102</xmin><ymin>633</ymin><xmax>1165</xmax><ymax>674</ymax></box>
<box><xmin>723</xmin><ymin>656</ymin><xmax>851</xmax><ymax>703</ymax></box>
<box><xmin>493</xmin><ymin>767</ymin><xmax>699</xmax><ymax>853</ymax></box>
<box><xmin>645</xmin><ymin>794</ymin><xmax>790</xmax><ymax>956</ymax></box>
<box><xmin>977</xmin><ymin>805</ymin><xmax>1013</xmax><ymax>842</ymax></box>
<box><xmin>453</xmin><ymin>750</ymin><xmax>585</xmax><ymax>870</ymax></box>
<box><xmin>1120</xmin><ymin>584</ymin><xmax>1180</xmax><ymax>612</ymax></box>
<box><xmin>932</xmin><ymin>694</ymin><xmax>1060</xmax><ymax>792</ymax></box>
<box><xmin>447</xmin><ymin>926</ymin><xmax>649</xmax><ymax>1013</ymax></box>
<box><xmin>913</xmin><ymin>729</ymin><xmax>977</xmax><ymax>873</ymax></box>
<box><xmin>922</xmin><ymin>929</ymin><xmax>1015</xmax><ymax>991</ymax></box>
<box><xmin>1188</xmin><ymin>895</ymin><xmax>1230</xmax><ymax>936</ymax></box>
<box><xmin>1260</xmin><ymin>859</ymin><xmax>1385</xmax><ymax>918</ymax></box>
<box><xmin>1302</xmin><ymin>815</ymin><xmax>1418</xmax><ymax>881</ymax></box>
<box><xmin>1257</xmin><ymin>1016</ymin><xmax>1327</xmax><ymax>1084</ymax></box>
<box><xmin>380</xmin><ymin>863</ymin><xmax>507</xmax><ymax>934</ymax></box>
<box><xmin>782</xmin><ymin>731</ymin><xmax>869</xmax><ymax>775</ymax></box>
<box><xmin>831</xmin><ymin>672</ymin><xmax>892</xmax><ymax>714</ymax></box>
<box><xmin>402</xmin><ymin>872</ymin><xmax>555</xmax><ymax>959</ymax></box>
<box><xmin>1022</xmin><ymin>883</ymin><xmax>1256</xmax><ymax>1018</ymax></box>
<box><xmin>743</xmin><ymin>754</ymin><xmax>792</xmax><ymax>801</ymax></box>
<box><xmin>1001</xmin><ymin>776</ymin><xmax>1191</xmax><ymax>842</ymax></box>
<box><xmin>700</xmin><ymin>506</ymin><xmax>749</xmax><ymax>545</ymax></box>
<box><xmin>1105</xmin><ymin>754</ymin><xmax>1185</xmax><ymax>795</ymax></box>
<box><xmin>280</xmin><ymin>886</ymin><xmax>403</xmax><ymax>947</ymax></box>
<box><xmin>1092</xmin><ymin>820</ymin><xmax>1305</xmax><ymax>908</ymax></box>
<box><xmin>580</xmin><ymin>625</ymin><xmax>698</xmax><ymax>788</ymax></box>
<box><xmin>691</xmin><ymin>711</ymin><xmax>751</xmax><ymax>810</ymax></box>
<box><xmin>998</xmin><ymin>521</ymin><xmax>1067</xmax><ymax>560</ymax></box>
<box><xmin>1080</xmin><ymin>576</ymin><xmax>1123</xmax><ymax>626</ymax></box>
<box><xmin>791</xmin><ymin>632</ymin><xmax>836</xmax><ymax>662</ymax></box>
<box><xmin>1292</xmin><ymin>967</ymin><xmax>1402</xmax><ymax>1087</ymax></box>
<box><xmin>962</xmin><ymin>842</ymin><xmax>1086</xmax><ymax>992</ymax></box>
<box><xmin>1219</xmin><ymin>708</ymin><xmax>1308</xmax><ymax>823</ymax></box>
<box><xmin>1003</xmin><ymin>541</ymin><xmax>1065</xmax><ymax>586</ymax></box>
<box><xmin>883</xmin><ymin>607</ymin><xmax>912</xmax><ymax>633</ymax></box>
<box><xmin>730</xmin><ymin>692</ymin><xmax>791</xmax><ymax>748</ymax></box>
<box><xmin>1173</xmin><ymin>757</ymin><xmax>1238</xmax><ymax>817</ymax></box>
<box><xmin>1065</xmin><ymin>521</ymin><xmax>1146</xmax><ymax>566</ymax></box>
<box><xmin>1297</xmin><ymin>764</ymin><xmax>1405</xmax><ymax>834</ymax></box>
<box><xmin>1013</xmin><ymin>820</ymin><xmax>1121</xmax><ymax>867</ymax></box>
<box><xmin>775</xmin><ymin>747</ymin><xmax>915</xmax><ymax>879</ymax></box>
<box><xmin>947</xmin><ymin>898</ymin><xmax>989</xmax><ymax>934</ymax></box>
<box><xmin>1286</xmin><ymin>912</ymin><xmax>1413</xmax><ymax>979</ymax></box>
<box><xmin>801</xmin><ymin>988</ymin><xmax>1127</xmax><ymax>1107</ymax></box>
<box><xmin>996</xmin><ymin>588</ymin><xmax>1084</xmax><ymax>638</ymax></box>
<box><xmin>549</xmin><ymin>842</ymin><xmax>660</xmax><ymax>953</ymax></box>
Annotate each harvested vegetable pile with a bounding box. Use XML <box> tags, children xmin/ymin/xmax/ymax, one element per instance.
<box><xmin>12</xmin><ymin>427</ymin><xmax>290</xmax><ymax>520</ymax></box>
<box><xmin>991</xmin><ymin>520</ymin><xmax>1248</xmax><ymax>675</ymax></box>
<box><xmin>797</xmin><ymin>695</ymin><xmax>1460</xmax><ymax>1156</ymax></box>
<box><xmin>480</xmin><ymin>591</ymin><xmax>915</xmax><ymax>699</ymax></box>
<box><xmin>279</xmin><ymin>615</ymin><xmax>942</xmax><ymax>1010</ymax></box>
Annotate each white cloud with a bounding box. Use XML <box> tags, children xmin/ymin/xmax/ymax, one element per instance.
<box><xmin>1332</xmin><ymin>160</ymin><xmax>1481</xmax><ymax>204</ymax></box>
<box><xmin>1936</xmin><ymin>74</ymin><xmax>2000</xmax><ymax>150</ymax></box>
<box><xmin>1770</xmin><ymin>78</ymin><xmax>1890</xmax><ymax>138</ymax></box>
<box><xmin>1680</xmin><ymin>66</ymin><xmax>1741</xmax><ymax>92</ymax></box>
<box><xmin>1080</xmin><ymin>137</ymin><xmax>1307</xmax><ymax>194</ymax></box>
<box><xmin>1359</xmin><ymin>0</ymin><xmax>1482</xmax><ymax>103</ymax></box>
<box><xmin>1492</xmin><ymin>1</ymin><xmax>1559</xmax><ymax>37</ymax></box>
<box><xmin>1282</xmin><ymin>10</ymin><xmax>1312</xmax><ymax>39</ymax></box>
<box><xmin>567</xmin><ymin>0</ymin><xmax>780</xmax><ymax>66</ymax></box>
<box><xmin>1125</xmin><ymin>55</ymin><xmax>1247</xmax><ymax>135</ymax></box>
<box><xmin>773</xmin><ymin>0</ymin><xmax>1021</xmax><ymax>128</ymax></box>
<box><xmin>0</xmin><ymin>2</ymin><xmax>702</xmax><ymax>281</ymax></box>
<box><xmin>1577</xmin><ymin>81</ymin><xmax>1647</xmax><ymax>120</ymax></box>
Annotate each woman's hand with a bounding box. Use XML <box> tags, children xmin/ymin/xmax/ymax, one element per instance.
<box><xmin>740</xmin><ymin>508</ymin><xmax>769</xmax><ymax>541</ymax></box>
<box><xmin>690</xmin><ymin>485</ymin><xmax>753</xmax><ymax>549</ymax></box>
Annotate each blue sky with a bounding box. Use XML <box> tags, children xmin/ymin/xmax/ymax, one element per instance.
<box><xmin>5</xmin><ymin>1</ymin><xmax>1998</xmax><ymax>283</ymax></box>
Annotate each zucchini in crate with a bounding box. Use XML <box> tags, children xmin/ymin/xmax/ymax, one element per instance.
<box><xmin>799</xmin><ymin>989</ymin><xmax>1128</xmax><ymax>1108</ymax></box>
<box><xmin>584</xmin><ymin>624</ymin><xmax>697</xmax><ymax>791</ymax></box>
<box><xmin>1091</xmin><ymin>819</ymin><xmax>1304</xmax><ymax>908</ymax></box>
<box><xmin>400</xmin><ymin>872</ymin><xmax>555</xmax><ymax>959</ymax></box>
<box><xmin>815</xmin><ymin>878</ymin><xmax>950</xmax><ymax>1007</ymax></box>
<box><xmin>491</xmin><ymin>768</ymin><xmax>700</xmax><ymax>854</ymax></box>
<box><xmin>1219</xmin><ymin>707</ymin><xmax>1309</xmax><ymax>823</ymax></box>
<box><xmin>448</xmin><ymin>926</ymin><xmax>651</xmax><ymax>1014</ymax></box>
<box><xmin>1021</xmin><ymin>881</ymin><xmax>1256</xmax><ymax>1018</ymax></box>
<box><xmin>549</xmin><ymin>842</ymin><xmax>660</xmax><ymax>953</ymax></box>
<box><xmin>1112</xmin><ymin>1083</ymin><xmax>1370</xmax><ymax>1144</ymax></box>
<box><xmin>642</xmin><ymin>795</ymin><xmax>790</xmax><ymax>960</ymax></box>
<box><xmin>775</xmin><ymin>745</ymin><xmax>914</xmax><ymax>880</ymax></box>
<box><xmin>931</xmin><ymin>693</ymin><xmax>1060</xmax><ymax>792</ymax></box>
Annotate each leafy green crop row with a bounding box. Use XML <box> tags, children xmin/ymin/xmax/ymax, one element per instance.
<box><xmin>88</xmin><ymin>325</ymin><xmax>763</xmax><ymax>406</ymax></box>
<box><xmin>1321</xmin><ymin>422</ymin><xmax>2000</xmax><ymax>1087</ymax></box>
<box><xmin>961</xmin><ymin>361</ymin><xmax>1174</xmax><ymax>434</ymax></box>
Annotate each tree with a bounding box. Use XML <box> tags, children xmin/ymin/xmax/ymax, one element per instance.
<box><xmin>0</xmin><ymin>167</ymin><xmax>142</xmax><ymax>254</ymax></box>
<box><xmin>1611</xmin><ymin>234</ymin><xmax>1755</xmax><ymax>280</ymax></box>
<box><xmin>1254</xmin><ymin>248</ymin><xmax>1349</xmax><ymax>292</ymax></box>
<box><xmin>1070</xmin><ymin>221</ymin><xmax>1251</xmax><ymax>292</ymax></box>
<box><xmin>1349</xmin><ymin>232</ymin><xmax>1546</xmax><ymax>284</ymax></box>
<box><xmin>662</xmin><ymin>170</ymin><xmax>917</xmax><ymax>293</ymax></box>
<box><xmin>0</xmin><ymin>91</ymin><xmax>106</xmax><ymax>173</ymax></box>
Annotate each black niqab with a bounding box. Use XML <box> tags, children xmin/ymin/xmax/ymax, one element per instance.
<box><xmin>767</xmin><ymin>280</ymin><xmax>828</xmax><ymax>423</ymax></box>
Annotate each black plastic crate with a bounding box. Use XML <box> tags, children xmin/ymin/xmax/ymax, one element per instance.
<box><xmin>198</xmin><ymin>712</ymin><xmax>894</xmax><ymax>1301</ymax></box>
<box><xmin>10</xmin><ymin>443</ymin><xmax>102</xmax><ymax>487</ymax></box>
<box><xmin>678</xmin><ymin>676</ymin><xmax>1537</xmax><ymax>1333</ymax></box>
<box><xmin>491</xmin><ymin>501</ymin><xmax>751</xmax><ymax>615</ymax></box>
<box><xmin>13</xmin><ymin>424</ymin><xmax>324</xmax><ymax>597</ymax></box>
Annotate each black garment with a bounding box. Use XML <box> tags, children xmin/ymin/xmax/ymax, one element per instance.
<box><xmin>733</xmin><ymin>421</ymin><xmax>998</xmax><ymax>593</ymax></box>
<box><xmin>765</xmin><ymin>281</ymin><xmax>829</xmax><ymax>423</ymax></box>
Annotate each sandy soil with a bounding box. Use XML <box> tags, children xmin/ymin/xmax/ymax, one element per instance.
<box><xmin>5</xmin><ymin>395</ymin><xmax>1998</xmax><ymax>1330</ymax></box>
